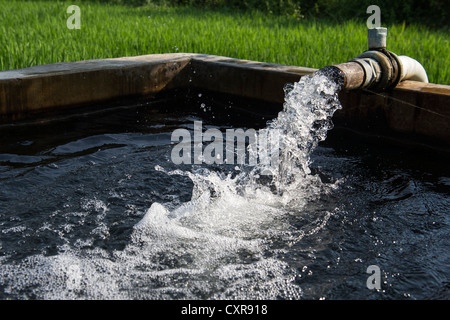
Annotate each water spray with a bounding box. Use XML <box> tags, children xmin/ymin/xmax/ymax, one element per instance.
<box><xmin>321</xmin><ymin>27</ymin><xmax>429</xmax><ymax>91</ymax></box>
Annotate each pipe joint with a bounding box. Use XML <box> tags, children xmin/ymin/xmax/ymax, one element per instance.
<box><xmin>319</xmin><ymin>27</ymin><xmax>429</xmax><ymax>91</ymax></box>
<box><xmin>356</xmin><ymin>49</ymin><xmax>401</xmax><ymax>91</ymax></box>
<box><xmin>351</xmin><ymin>57</ymin><xmax>380</xmax><ymax>88</ymax></box>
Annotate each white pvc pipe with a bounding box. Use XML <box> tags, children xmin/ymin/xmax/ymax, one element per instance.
<box><xmin>398</xmin><ymin>55</ymin><xmax>429</xmax><ymax>83</ymax></box>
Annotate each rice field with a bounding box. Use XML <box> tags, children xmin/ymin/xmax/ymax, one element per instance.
<box><xmin>1</xmin><ymin>0</ymin><xmax>448</xmax><ymax>84</ymax></box>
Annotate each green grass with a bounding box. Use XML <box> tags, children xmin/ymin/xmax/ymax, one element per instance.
<box><xmin>1</xmin><ymin>0</ymin><xmax>449</xmax><ymax>84</ymax></box>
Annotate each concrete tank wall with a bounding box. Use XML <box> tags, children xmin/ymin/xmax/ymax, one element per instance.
<box><xmin>0</xmin><ymin>53</ymin><xmax>449</xmax><ymax>149</ymax></box>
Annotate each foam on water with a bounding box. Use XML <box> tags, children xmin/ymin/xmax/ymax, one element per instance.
<box><xmin>0</xmin><ymin>71</ymin><xmax>344</xmax><ymax>299</ymax></box>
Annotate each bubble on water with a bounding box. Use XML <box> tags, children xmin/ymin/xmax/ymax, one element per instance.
<box><xmin>211</xmin><ymin>258</ymin><xmax>302</xmax><ymax>299</ymax></box>
<box><xmin>81</xmin><ymin>198</ymin><xmax>109</xmax><ymax>216</ymax></box>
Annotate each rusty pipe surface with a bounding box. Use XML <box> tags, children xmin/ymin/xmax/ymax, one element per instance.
<box><xmin>320</xmin><ymin>62</ymin><xmax>366</xmax><ymax>90</ymax></box>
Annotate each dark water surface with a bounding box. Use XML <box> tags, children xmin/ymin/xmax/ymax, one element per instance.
<box><xmin>0</xmin><ymin>101</ymin><xmax>448</xmax><ymax>300</ymax></box>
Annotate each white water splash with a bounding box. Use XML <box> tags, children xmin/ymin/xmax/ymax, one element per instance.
<box><xmin>160</xmin><ymin>70</ymin><xmax>343</xmax><ymax>210</ymax></box>
<box><xmin>0</xmin><ymin>71</ymin><xmax>343</xmax><ymax>299</ymax></box>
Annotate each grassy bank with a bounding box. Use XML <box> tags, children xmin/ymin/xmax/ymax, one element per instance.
<box><xmin>1</xmin><ymin>0</ymin><xmax>448</xmax><ymax>84</ymax></box>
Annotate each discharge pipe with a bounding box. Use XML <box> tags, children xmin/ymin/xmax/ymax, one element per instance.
<box><xmin>321</xmin><ymin>27</ymin><xmax>428</xmax><ymax>91</ymax></box>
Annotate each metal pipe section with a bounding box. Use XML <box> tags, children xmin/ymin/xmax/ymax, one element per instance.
<box><xmin>321</xmin><ymin>27</ymin><xmax>428</xmax><ymax>91</ymax></box>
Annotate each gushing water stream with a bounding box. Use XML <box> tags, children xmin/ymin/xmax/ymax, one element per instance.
<box><xmin>1</xmin><ymin>70</ymin><xmax>448</xmax><ymax>300</ymax></box>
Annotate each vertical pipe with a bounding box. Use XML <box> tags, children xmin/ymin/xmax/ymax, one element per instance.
<box><xmin>368</xmin><ymin>27</ymin><xmax>387</xmax><ymax>50</ymax></box>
